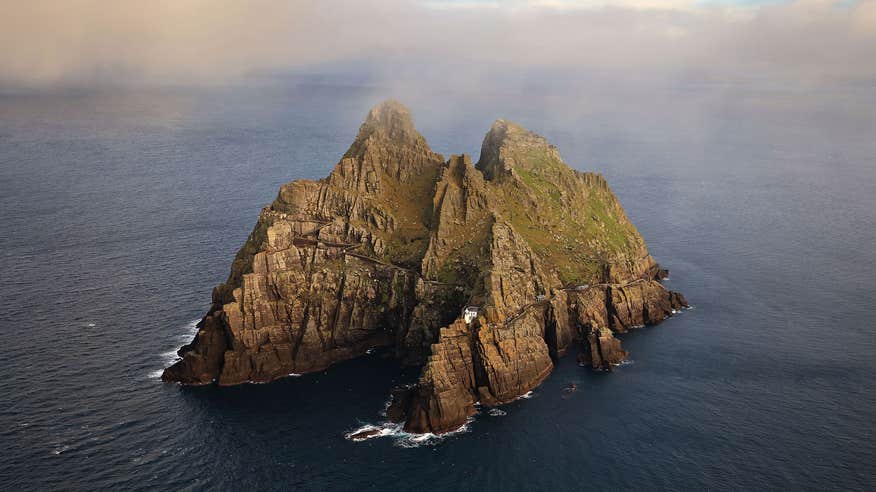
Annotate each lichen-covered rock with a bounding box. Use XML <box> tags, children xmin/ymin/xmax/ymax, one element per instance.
<box><xmin>163</xmin><ymin>100</ymin><xmax>687</xmax><ymax>436</ymax></box>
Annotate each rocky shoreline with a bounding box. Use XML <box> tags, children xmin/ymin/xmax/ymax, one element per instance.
<box><xmin>162</xmin><ymin>100</ymin><xmax>687</xmax><ymax>435</ymax></box>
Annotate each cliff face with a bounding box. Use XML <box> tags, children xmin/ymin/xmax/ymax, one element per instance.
<box><xmin>163</xmin><ymin>100</ymin><xmax>687</xmax><ymax>434</ymax></box>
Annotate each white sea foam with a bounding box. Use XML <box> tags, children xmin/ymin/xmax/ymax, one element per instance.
<box><xmin>150</xmin><ymin>318</ymin><xmax>201</xmax><ymax>380</ymax></box>
<box><xmin>671</xmin><ymin>305</ymin><xmax>695</xmax><ymax>316</ymax></box>
<box><xmin>395</xmin><ymin>419</ymin><xmax>473</xmax><ymax>448</ymax></box>
<box><xmin>344</xmin><ymin>417</ymin><xmax>474</xmax><ymax>448</ymax></box>
<box><xmin>516</xmin><ymin>390</ymin><xmax>535</xmax><ymax>400</ymax></box>
<box><xmin>488</xmin><ymin>408</ymin><xmax>507</xmax><ymax>417</ymax></box>
<box><xmin>344</xmin><ymin>423</ymin><xmax>403</xmax><ymax>442</ymax></box>
<box><xmin>52</xmin><ymin>444</ymin><xmax>71</xmax><ymax>455</ymax></box>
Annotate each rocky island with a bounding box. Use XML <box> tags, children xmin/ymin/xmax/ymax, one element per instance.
<box><xmin>162</xmin><ymin>100</ymin><xmax>687</xmax><ymax>435</ymax></box>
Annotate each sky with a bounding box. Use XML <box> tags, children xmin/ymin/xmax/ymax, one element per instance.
<box><xmin>1</xmin><ymin>0</ymin><xmax>874</xmax><ymax>90</ymax></box>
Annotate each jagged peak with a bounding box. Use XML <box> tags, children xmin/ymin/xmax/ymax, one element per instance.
<box><xmin>476</xmin><ymin>119</ymin><xmax>559</xmax><ymax>181</ymax></box>
<box><xmin>445</xmin><ymin>153</ymin><xmax>473</xmax><ymax>171</ymax></box>
<box><xmin>488</xmin><ymin>118</ymin><xmax>534</xmax><ymax>138</ymax></box>
<box><xmin>346</xmin><ymin>99</ymin><xmax>430</xmax><ymax>156</ymax></box>
<box><xmin>437</xmin><ymin>154</ymin><xmax>480</xmax><ymax>186</ymax></box>
<box><xmin>366</xmin><ymin>99</ymin><xmax>414</xmax><ymax>129</ymax></box>
<box><xmin>487</xmin><ymin>119</ymin><xmax>551</xmax><ymax>146</ymax></box>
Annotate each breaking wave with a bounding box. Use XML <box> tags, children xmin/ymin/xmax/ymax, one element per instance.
<box><xmin>149</xmin><ymin>318</ymin><xmax>200</xmax><ymax>379</ymax></box>
<box><xmin>344</xmin><ymin>417</ymin><xmax>474</xmax><ymax>448</ymax></box>
<box><xmin>673</xmin><ymin>305</ymin><xmax>695</xmax><ymax>315</ymax></box>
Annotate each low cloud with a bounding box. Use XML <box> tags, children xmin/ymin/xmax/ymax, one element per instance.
<box><xmin>1</xmin><ymin>0</ymin><xmax>874</xmax><ymax>89</ymax></box>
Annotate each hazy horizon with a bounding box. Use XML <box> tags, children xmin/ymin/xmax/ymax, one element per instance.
<box><xmin>3</xmin><ymin>0</ymin><xmax>875</xmax><ymax>92</ymax></box>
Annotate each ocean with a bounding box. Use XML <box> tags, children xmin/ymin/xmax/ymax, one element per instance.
<box><xmin>1</xmin><ymin>82</ymin><xmax>874</xmax><ymax>490</ymax></box>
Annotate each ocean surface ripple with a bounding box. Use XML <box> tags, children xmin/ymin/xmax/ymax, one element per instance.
<box><xmin>1</xmin><ymin>85</ymin><xmax>874</xmax><ymax>490</ymax></box>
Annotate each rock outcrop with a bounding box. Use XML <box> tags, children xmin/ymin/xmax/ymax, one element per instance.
<box><xmin>163</xmin><ymin>100</ymin><xmax>687</xmax><ymax>435</ymax></box>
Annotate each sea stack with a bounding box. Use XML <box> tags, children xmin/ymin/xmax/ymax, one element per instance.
<box><xmin>162</xmin><ymin>100</ymin><xmax>687</xmax><ymax>434</ymax></box>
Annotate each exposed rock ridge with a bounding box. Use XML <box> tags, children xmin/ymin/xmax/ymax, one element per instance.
<box><xmin>162</xmin><ymin>100</ymin><xmax>687</xmax><ymax>436</ymax></box>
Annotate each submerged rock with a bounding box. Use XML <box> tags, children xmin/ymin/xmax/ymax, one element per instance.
<box><xmin>163</xmin><ymin>100</ymin><xmax>687</xmax><ymax>435</ymax></box>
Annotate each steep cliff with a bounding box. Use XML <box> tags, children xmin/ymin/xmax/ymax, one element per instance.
<box><xmin>163</xmin><ymin>100</ymin><xmax>687</xmax><ymax>435</ymax></box>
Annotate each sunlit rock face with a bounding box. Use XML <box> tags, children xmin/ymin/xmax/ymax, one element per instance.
<box><xmin>163</xmin><ymin>100</ymin><xmax>686</xmax><ymax>434</ymax></box>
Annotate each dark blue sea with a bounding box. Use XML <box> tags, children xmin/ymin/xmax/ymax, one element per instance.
<box><xmin>1</xmin><ymin>82</ymin><xmax>874</xmax><ymax>490</ymax></box>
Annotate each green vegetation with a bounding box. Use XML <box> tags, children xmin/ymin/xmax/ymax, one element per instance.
<box><xmin>374</xmin><ymin>165</ymin><xmax>440</xmax><ymax>269</ymax></box>
<box><xmin>492</xmin><ymin>147</ymin><xmax>638</xmax><ymax>285</ymax></box>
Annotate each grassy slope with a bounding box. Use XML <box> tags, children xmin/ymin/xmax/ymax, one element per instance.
<box><xmin>489</xmin><ymin>144</ymin><xmax>641</xmax><ymax>285</ymax></box>
<box><xmin>376</xmin><ymin>165</ymin><xmax>439</xmax><ymax>269</ymax></box>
